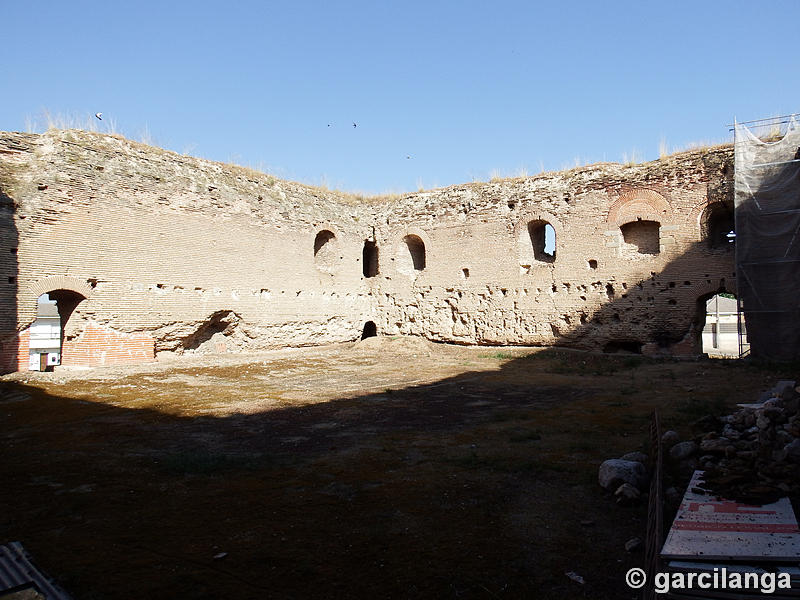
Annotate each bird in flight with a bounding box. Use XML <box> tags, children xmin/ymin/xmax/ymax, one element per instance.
<box><xmin>95</xmin><ymin>113</ymin><xmax>102</xmax><ymax>120</ymax></box>
<box><xmin>353</xmin><ymin>122</ymin><xmax>357</xmax><ymax>128</ymax></box>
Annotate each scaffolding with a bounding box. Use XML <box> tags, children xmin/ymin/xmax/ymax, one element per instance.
<box><xmin>734</xmin><ymin>114</ymin><xmax>800</xmax><ymax>361</ymax></box>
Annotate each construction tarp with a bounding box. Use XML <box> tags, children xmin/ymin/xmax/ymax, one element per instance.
<box><xmin>734</xmin><ymin>118</ymin><xmax>800</xmax><ymax>361</ymax></box>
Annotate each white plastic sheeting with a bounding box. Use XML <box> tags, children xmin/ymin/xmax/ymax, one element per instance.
<box><xmin>734</xmin><ymin>117</ymin><xmax>800</xmax><ymax>361</ymax></box>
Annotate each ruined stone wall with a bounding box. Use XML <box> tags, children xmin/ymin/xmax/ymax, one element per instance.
<box><xmin>0</xmin><ymin>130</ymin><xmax>378</xmax><ymax>370</ymax></box>
<box><xmin>0</xmin><ymin>129</ymin><xmax>735</xmax><ymax>371</ymax></box>
<box><xmin>363</xmin><ymin>148</ymin><xmax>735</xmax><ymax>354</ymax></box>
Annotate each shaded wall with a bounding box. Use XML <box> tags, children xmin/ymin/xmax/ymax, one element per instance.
<box><xmin>0</xmin><ymin>137</ymin><xmax>21</xmax><ymax>371</ymax></box>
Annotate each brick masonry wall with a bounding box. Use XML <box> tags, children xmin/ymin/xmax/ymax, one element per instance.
<box><xmin>0</xmin><ymin>130</ymin><xmax>735</xmax><ymax>372</ymax></box>
<box><xmin>363</xmin><ymin>149</ymin><xmax>735</xmax><ymax>354</ymax></box>
<box><xmin>61</xmin><ymin>322</ymin><xmax>154</xmax><ymax>366</ymax></box>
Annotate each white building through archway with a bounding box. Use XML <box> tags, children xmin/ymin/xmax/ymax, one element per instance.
<box><xmin>701</xmin><ymin>294</ymin><xmax>748</xmax><ymax>357</ymax></box>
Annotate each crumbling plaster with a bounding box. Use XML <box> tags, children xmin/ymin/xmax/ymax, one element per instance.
<box><xmin>0</xmin><ymin>129</ymin><xmax>735</xmax><ymax>370</ymax></box>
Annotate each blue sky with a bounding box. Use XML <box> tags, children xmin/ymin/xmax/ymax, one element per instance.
<box><xmin>4</xmin><ymin>0</ymin><xmax>799</xmax><ymax>195</ymax></box>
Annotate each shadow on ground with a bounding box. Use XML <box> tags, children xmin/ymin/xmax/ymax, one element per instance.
<box><xmin>1</xmin><ymin>342</ymin><xmax>793</xmax><ymax>600</ymax></box>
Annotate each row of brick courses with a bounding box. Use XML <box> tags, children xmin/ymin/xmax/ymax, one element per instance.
<box><xmin>0</xmin><ymin>129</ymin><xmax>735</xmax><ymax>371</ymax></box>
<box><xmin>61</xmin><ymin>322</ymin><xmax>154</xmax><ymax>366</ymax></box>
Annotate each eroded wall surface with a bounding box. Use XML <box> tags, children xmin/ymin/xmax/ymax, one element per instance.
<box><xmin>0</xmin><ymin>130</ymin><xmax>735</xmax><ymax>371</ymax></box>
<box><xmin>366</xmin><ymin>149</ymin><xmax>735</xmax><ymax>354</ymax></box>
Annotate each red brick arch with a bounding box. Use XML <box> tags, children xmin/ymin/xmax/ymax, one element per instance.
<box><xmin>28</xmin><ymin>275</ymin><xmax>94</xmax><ymax>299</ymax></box>
<box><xmin>607</xmin><ymin>189</ymin><xmax>673</xmax><ymax>226</ymax></box>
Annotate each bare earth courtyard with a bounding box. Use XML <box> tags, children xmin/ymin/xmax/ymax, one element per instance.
<box><xmin>0</xmin><ymin>339</ymin><xmax>791</xmax><ymax>599</ymax></box>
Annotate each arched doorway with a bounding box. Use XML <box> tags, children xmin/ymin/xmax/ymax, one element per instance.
<box><xmin>698</xmin><ymin>292</ymin><xmax>746</xmax><ymax>357</ymax></box>
<box><xmin>361</xmin><ymin>321</ymin><xmax>377</xmax><ymax>340</ymax></box>
<box><xmin>28</xmin><ymin>289</ymin><xmax>87</xmax><ymax>370</ymax></box>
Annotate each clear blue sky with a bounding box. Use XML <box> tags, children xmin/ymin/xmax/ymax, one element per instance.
<box><xmin>4</xmin><ymin>0</ymin><xmax>799</xmax><ymax>195</ymax></box>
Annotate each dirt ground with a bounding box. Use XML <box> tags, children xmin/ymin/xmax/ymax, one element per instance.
<box><xmin>0</xmin><ymin>338</ymin><xmax>793</xmax><ymax>599</ymax></box>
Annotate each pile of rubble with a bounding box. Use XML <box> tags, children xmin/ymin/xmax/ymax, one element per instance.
<box><xmin>598</xmin><ymin>379</ymin><xmax>800</xmax><ymax>508</ymax></box>
<box><xmin>669</xmin><ymin>379</ymin><xmax>800</xmax><ymax>505</ymax></box>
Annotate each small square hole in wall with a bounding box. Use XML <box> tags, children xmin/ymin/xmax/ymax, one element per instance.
<box><xmin>588</xmin><ymin>259</ymin><xmax>598</xmax><ymax>269</ymax></box>
<box><xmin>8</xmin><ymin>276</ymin><xmax>15</xmax><ymax>284</ymax></box>
<box><xmin>461</xmin><ymin>268</ymin><xmax>470</xmax><ymax>279</ymax></box>
<box><xmin>9</xmin><ymin>248</ymin><xmax>17</xmax><ymax>254</ymax></box>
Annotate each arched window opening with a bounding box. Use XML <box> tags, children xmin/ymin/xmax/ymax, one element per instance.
<box><xmin>29</xmin><ymin>290</ymin><xmax>86</xmax><ymax>371</ymax></box>
<box><xmin>314</xmin><ymin>230</ymin><xmax>335</xmax><ymax>256</ymax></box>
<box><xmin>314</xmin><ymin>230</ymin><xmax>339</xmax><ymax>271</ymax></box>
<box><xmin>362</xmin><ymin>240</ymin><xmax>379</xmax><ymax>278</ymax></box>
<box><xmin>528</xmin><ymin>220</ymin><xmax>556</xmax><ymax>262</ymax></box>
<box><xmin>361</xmin><ymin>321</ymin><xmax>377</xmax><ymax>340</ymax></box>
<box><xmin>702</xmin><ymin>202</ymin><xmax>735</xmax><ymax>249</ymax></box>
<box><xmin>700</xmin><ymin>293</ymin><xmax>747</xmax><ymax>357</ymax></box>
<box><xmin>620</xmin><ymin>220</ymin><xmax>660</xmax><ymax>255</ymax></box>
<box><xmin>404</xmin><ymin>235</ymin><xmax>426</xmax><ymax>271</ymax></box>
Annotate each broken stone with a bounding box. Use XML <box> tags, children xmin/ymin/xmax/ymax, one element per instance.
<box><xmin>721</xmin><ymin>424</ymin><xmax>741</xmax><ymax>440</ymax></box>
<box><xmin>698</xmin><ymin>456</ymin><xmax>716</xmax><ymax>470</ymax></box>
<box><xmin>700</xmin><ymin>437</ymin><xmax>735</xmax><ymax>455</ymax></box>
<box><xmin>625</xmin><ymin>537</ymin><xmax>642</xmax><ymax>552</ymax></box>
<box><xmin>775</xmin><ymin>430</ymin><xmax>794</xmax><ymax>447</ymax></box>
<box><xmin>598</xmin><ymin>459</ymin><xmax>646</xmax><ymax>491</ymax></box>
<box><xmin>694</xmin><ymin>415</ymin><xmax>720</xmax><ymax>431</ymax></box>
<box><xmin>661</xmin><ymin>430</ymin><xmax>680</xmax><ymax>449</ymax></box>
<box><xmin>615</xmin><ymin>482</ymin><xmax>641</xmax><ymax>505</ymax></box>
<box><xmin>669</xmin><ymin>441</ymin><xmax>697</xmax><ymax>461</ymax></box>
<box><xmin>783</xmin><ymin>439</ymin><xmax>800</xmax><ymax>464</ymax></box>
<box><xmin>690</xmin><ymin>379</ymin><xmax>800</xmax><ymax>502</ymax></box>
<box><xmin>620</xmin><ymin>451</ymin><xmax>647</xmax><ymax>464</ymax></box>
<box><xmin>774</xmin><ymin>380</ymin><xmax>796</xmax><ymax>399</ymax></box>
<box><xmin>759</xmin><ymin>400</ymin><xmax>786</xmax><ymax>422</ymax></box>
<box><xmin>565</xmin><ymin>571</ymin><xmax>585</xmax><ymax>585</ymax></box>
